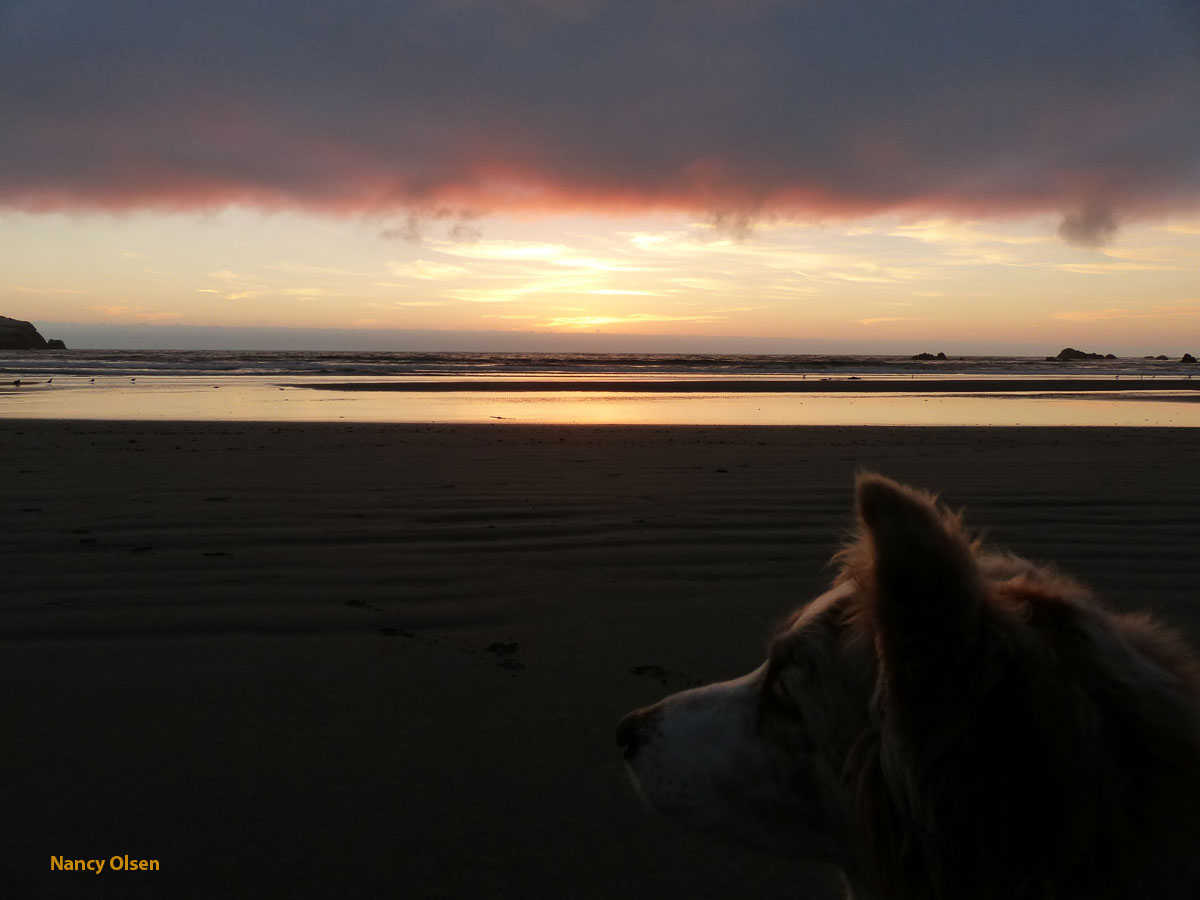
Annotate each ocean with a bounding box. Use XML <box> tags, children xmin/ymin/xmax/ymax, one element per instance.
<box><xmin>4</xmin><ymin>348</ymin><xmax>1200</xmax><ymax>379</ymax></box>
<box><xmin>2</xmin><ymin>349</ymin><xmax>1198</xmax><ymax>426</ymax></box>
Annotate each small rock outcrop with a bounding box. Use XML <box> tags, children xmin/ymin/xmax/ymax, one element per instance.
<box><xmin>1049</xmin><ymin>347</ymin><xmax>1116</xmax><ymax>361</ymax></box>
<box><xmin>912</xmin><ymin>352</ymin><xmax>947</xmax><ymax>361</ymax></box>
<box><xmin>0</xmin><ymin>316</ymin><xmax>66</xmax><ymax>350</ymax></box>
<box><xmin>1182</xmin><ymin>353</ymin><xmax>1197</xmax><ymax>365</ymax></box>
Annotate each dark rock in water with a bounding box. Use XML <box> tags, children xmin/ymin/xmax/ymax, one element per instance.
<box><xmin>1054</xmin><ymin>347</ymin><xmax>1111</xmax><ymax>361</ymax></box>
<box><xmin>1155</xmin><ymin>355</ymin><xmax>1169</xmax><ymax>361</ymax></box>
<box><xmin>0</xmin><ymin>316</ymin><xmax>66</xmax><ymax>350</ymax></box>
<box><xmin>1183</xmin><ymin>353</ymin><xmax>1197</xmax><ymax>365</ymax></box>
<box><xmin>911</xmin><ymin>352</ymin><xmax>947</xmax><ymax>361</ymax></box>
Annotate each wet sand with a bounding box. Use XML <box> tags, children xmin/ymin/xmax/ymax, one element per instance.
<box><xmin>4</xmin><ymin>421</ymin><xmax>1199</xmax><ymax>898</ymax></box>
<box><xmin>282</xmin><ymin>376</ymin><xmax>1200</xmax><ymax>393</ymax></box>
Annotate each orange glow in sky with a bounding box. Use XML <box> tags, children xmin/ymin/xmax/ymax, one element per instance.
<box><xmin>3</xmin><ymin>208</ymin><xmax>1198</xmax><ymax>355</ymax></box>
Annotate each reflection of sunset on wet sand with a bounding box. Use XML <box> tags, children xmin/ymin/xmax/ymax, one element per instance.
<box><xmin>3</xmin><ymin>375</ymin><xmax>1199</xmax><ymax>426</ymax></box>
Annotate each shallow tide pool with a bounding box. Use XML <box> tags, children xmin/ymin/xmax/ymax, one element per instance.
<box><xmin>2</xmin><ymin>376</ymin><xmax>1199</xmax><ymax>426</ymax></box>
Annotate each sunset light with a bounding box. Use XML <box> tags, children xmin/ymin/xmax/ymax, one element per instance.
<box><xmin>5</xmin><ymin>5</ymin><xmax>1200</xmax><ymax>897</ymax></box>
<box><xmin>2</xmin><ymin>1</ymin><xmax>1197</xmax><ymax>354</ymax></box>
<box><xmin>5</xmin><ymin>208</ymin><xmax>1198</xmax><ymax>353</ymax></box>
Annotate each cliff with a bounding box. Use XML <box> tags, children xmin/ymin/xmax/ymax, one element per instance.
<box><xmin>0</xmin><ymin>316</ymin><xmax>67</xmax><ymax>350</ymax></box>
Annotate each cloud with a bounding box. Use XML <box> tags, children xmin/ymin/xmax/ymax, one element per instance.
<box><xmin>386</xmin><ymin>260</ymin><xmax>469</xmax><ymax>280</ymax></box>
<box><xmin>1053</xmin><ymin>307</ymin><xmax>1149</xmax><ymax>322</ymax></box>
<box><xmin>3</xmin><ymin>1</ymin><xmax>1199</xmax><ymax>234</ymax></box>
<box><xmin>538</xmin><ymin>312</ymin><xmax>724</xmax><ymax>329</ymax></box>
<box><xmin>259</xmin><ymin>261</ymin><xmax>370</xmax><ymax>277</ymax></box>
<box><xmin>87</xmin><ymin>305</ymin><xmax>184</xmax><ymax>323</ymax></box>
<box><xmin>1054</xmin><ymin>303</ymin><xmax>1200</xmax><ymax>321</ymax></box>
<box><xmin>429</xmin><ymin>240</ymin><xmax>572</xmax><ymax>261</ymax></box>
<box><xmin>1054</xmin><ymin>261</ymin><xmax>1182</xmax><ymax>275</ymax></box>
<box><xmin>5</xmin><ymin>284</ymin><xmax>87</xmax><ymax>295</ymax></box>
<box><xmin>378</xmin><ymin>208</ymin><xmax>483</xmax><ymax>243</ymax></box>
<box><xmin>1057</xmin><ymin>204</ymin><xmax>1120</xmax><ymax>248</ymax></box>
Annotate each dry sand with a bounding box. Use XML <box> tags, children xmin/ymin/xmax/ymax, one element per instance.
<box><xmin>4</xmin><ymin>421</ymin><xmax>1199</xmax><ymax>899</ymax></box>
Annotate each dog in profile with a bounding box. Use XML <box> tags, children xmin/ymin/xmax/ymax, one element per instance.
<box><xmin>618</xmin><ymin>474</ymin><xmax>1200</xmax><ymax>900</ymax></box>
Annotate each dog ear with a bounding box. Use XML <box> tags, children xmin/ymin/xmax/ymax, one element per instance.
<box><xmin>856</xmin><ymin>473</ymin><xmax>986</xmax><ymax>710</ymax></box>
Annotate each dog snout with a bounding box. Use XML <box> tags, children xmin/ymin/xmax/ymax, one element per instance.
<box><xmin>616</xmin><ymin>706</ymin><xmax>658</xmax><ymax>761</ymax></box>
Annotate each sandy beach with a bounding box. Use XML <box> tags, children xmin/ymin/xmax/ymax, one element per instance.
<box><xmin>4</xmin><ymin>421</ymin><xmax>1199</xmax><ymax>898</ymax></box>
<box><xmin>283</xmin><ymin>377</ymin><xmax>1200</xmax><ymax>393</ymax></box>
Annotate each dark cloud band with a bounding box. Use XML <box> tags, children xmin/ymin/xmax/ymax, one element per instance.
<box><xmin>2</xmin><ymin>0</ymin><xmax>1198</xmax><ymax>232</ymax></box>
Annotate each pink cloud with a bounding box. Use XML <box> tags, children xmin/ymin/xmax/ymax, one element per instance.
<box><xmin>2</xmin><ymin>0</ymin><xmax>1198</xmax><ymax>244</ymax></box>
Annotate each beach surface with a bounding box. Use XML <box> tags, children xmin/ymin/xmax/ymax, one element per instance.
<box><xmin>4</xmin><ymin>421</ymin><xmax>1199</xmax><ymax>898</ymax></box>
<box><xmin>5</xmin><ymin>374</ymin><xmax>1200</xmax><ymax>426</ymax></box>
<box><xmin>282</xmin><ymin>376</ymin><xmax>1200</xmax><ymax>392</ymax></box>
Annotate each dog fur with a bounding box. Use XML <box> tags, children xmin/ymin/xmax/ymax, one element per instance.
<box><xmin>618</xmin><ymin>474</ymin><xmax>1200</xmax><ymax>900</ymax></box>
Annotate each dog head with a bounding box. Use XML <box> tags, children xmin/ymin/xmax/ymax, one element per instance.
<box><xmin>618</xmin><ymin>473</ymin><xmax>1200</xmax><ymax>899</ymax></box>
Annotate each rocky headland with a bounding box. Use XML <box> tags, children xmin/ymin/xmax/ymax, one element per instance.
<box><xmin>0</xmin><ymin>316</ymin><xmax>66</xmax><ymax>350</ymax></box>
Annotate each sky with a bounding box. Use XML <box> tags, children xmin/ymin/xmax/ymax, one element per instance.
<box><xmin>2</xmin><ymin>0</ymin><xmax>1199</xmax><ymax>354</ymax></box>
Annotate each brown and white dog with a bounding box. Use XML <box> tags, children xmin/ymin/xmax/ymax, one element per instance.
<box><xmin>618</xmin><ymin>474</ymin><xmax>1200</xmax><ymax>900</ymax></box>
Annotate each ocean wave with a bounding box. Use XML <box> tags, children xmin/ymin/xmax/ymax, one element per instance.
<box><xmin>1</xmin><ymin>349</ymin><xmax>1197</xmax><ymax>379</ymax></box>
